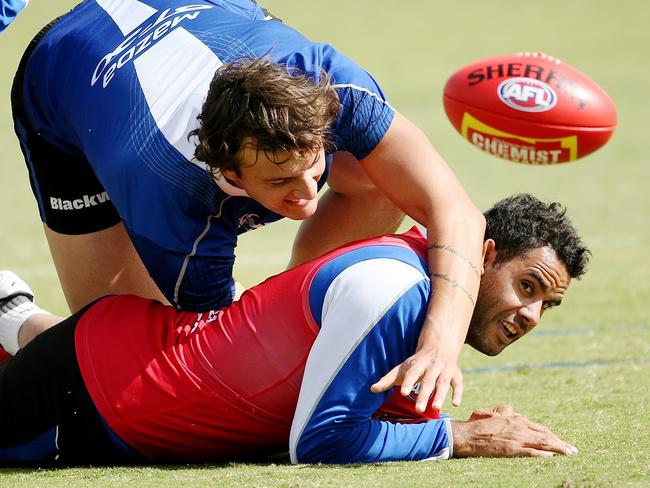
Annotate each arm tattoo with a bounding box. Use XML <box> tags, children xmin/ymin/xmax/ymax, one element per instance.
<box><xmin>428</xmin><ymin>243</ymin><xmax>481</xmax><ymax>279</ymax></box>
<box><xmin>430</xmin><ymin>273</ymin><xmax>476</xmax><ymax>307</ymax></box>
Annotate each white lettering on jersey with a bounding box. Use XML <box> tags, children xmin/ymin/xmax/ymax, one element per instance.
<box><xmin>190</xmin><ymin>309</ymin><xmax>221</xmax><ymax>333</ymax></box>
<box><xmin>92</xmin><ymin>4</ymin><xmax>213</xmax><ymax>88</ymax></box>
<box><xmin>238</xmin><ymin>213</ymin><xmax>266</xmax><ymax>231</ymax></box>
<box><xmin>49</xmin><ymin>191</ymin><xmax>111</xmax><ymax>211</ymax></box>
<box><xmin>96</xmin><ymin>0</ymin><xmax>157</xmax><ymax>35</ymax></box>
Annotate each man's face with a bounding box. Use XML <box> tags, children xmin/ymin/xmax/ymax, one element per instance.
<box><xmin>222</xmin><ymin>140</ymin><xmax>326</xmax><ymax>220</ymax></box>
<box><xmin>466</xmin><ymin>244</ymin><xmax>571</xmax><ymax>356</ymax></box>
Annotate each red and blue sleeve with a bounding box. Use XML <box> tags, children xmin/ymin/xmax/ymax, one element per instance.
<box><xmin>289</xmin><ymin>248</ymin><xmax>452</xmax><ymax>464</ymax></box>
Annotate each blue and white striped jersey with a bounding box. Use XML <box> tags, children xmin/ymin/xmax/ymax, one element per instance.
<box><xmin>291</xmin><ymin>230</ymin><xmax>452</xmax><ymax>463</ymax></box>
<box><xmin>19</xmin><ymin>0</ymin><xmax>395</xmax><ymax>310</ymax></box>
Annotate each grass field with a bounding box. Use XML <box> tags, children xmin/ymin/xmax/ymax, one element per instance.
<box><xmin>1</xmin><ymin>0</ymin><xmax>649</xmax><ymax>486</ymax></box>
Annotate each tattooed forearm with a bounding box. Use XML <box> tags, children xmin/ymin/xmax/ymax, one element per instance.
<box><xmin>430</xmin><ymin>273</ymin><xmax>476</xmax><ymax>307</ymax></box>
<box><xmin>428</xmin><ymin>243</ymin><xmax>481</xmax><ymax>279</ymax></box>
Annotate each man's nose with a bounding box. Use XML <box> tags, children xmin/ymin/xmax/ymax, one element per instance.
<box><xmin>292</xmin><ymin>173</ymin><xmax>319</xmax><ymax>199</ymax></box>
<box><xmin>518</xmin><ymin>301</ymin><xmax>543</xmax><ymax>329</ymax></box>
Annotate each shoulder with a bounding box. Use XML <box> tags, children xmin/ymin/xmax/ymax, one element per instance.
<box><xmin>307</xmin><ymin>240</ymin><xmax>429</xmax><ymax>327</ymax></box>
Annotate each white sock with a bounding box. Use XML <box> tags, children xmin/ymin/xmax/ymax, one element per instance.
<box><xmin>0</xmin><ymin>295</ymin><xmax>49</xmax><ymax>355</ymax></box>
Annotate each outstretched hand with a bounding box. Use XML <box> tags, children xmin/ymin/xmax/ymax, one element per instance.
<box><xmin>370</xmin><ymin>348</ymin><xmax>463</xmax><ymax>412</ymax></box>
<box><xmin>452</xmin><ymin>405</ymin><xmax>578</xmax><ymax>458</ymax></box>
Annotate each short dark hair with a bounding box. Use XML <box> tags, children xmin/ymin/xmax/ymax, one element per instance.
<box><xmin>484</xmin><ymin>194</ymin><xmax>590</xmax><ymax>279</ymax></box>
<box><xmin>191</xmin><ymin>58</ymin><xmax>340</xmax><ymax>176</ymax></box>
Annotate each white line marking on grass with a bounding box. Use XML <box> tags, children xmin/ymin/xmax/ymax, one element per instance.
<box><xmin>465</xmin><ymin>357</ymin><xmax>647</xmax><ymax>375</ymax></box>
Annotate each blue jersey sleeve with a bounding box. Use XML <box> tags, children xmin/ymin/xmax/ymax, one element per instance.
<box><xmin>283</xmin><ymin>44</ymin><xmax>395</xmax><ymax>161</ymax></box>
<box><xmin>0</xmin><ymin>0</ymin><xmax>27</xmax><ymax>32</ymax></box>
<box><xmin>324</xmin><ymin>44</ymin><xmax>395</xmax><ymax>160</ymax></box>
<box><xmin>290</xmin><ymin>253</ymin><xmax>453</xmax><ymax>464</ymax></box>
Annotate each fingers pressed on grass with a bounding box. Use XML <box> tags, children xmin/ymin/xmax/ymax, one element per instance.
<box><xmin>522</xmin><ymin>448</ymin><xmax>555</xmax><ymax>458</ymax></box>
<box><xmin>525</xmin><ymin>436</ymin><xmax>572</xmax><ymax>456</ymax></box>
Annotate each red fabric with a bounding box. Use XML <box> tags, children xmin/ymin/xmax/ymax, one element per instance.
<box><xmin>0</xmin><ymin>346</ymin><xmax>11</xmax><ymax>365</ymax></box>
<box><xmin>75</xmin><ymin>228</ymin><xmax>429</xmax><ymax>461</ymax></box>
<box><xmin>374</xmin><ymin>389</ymin><xmax>440</xmax><ymax>423</ymax></box>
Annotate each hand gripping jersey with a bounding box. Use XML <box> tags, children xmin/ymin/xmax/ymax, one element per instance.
<box><xmin>18</xmin><ymin>0</ymin><xmax>395</xmax><ymax>310</ymax></box>
<box><xmin>75</xmin><ymin>228</ymin><xmax>452</xmax><ymax>463</ymax></box>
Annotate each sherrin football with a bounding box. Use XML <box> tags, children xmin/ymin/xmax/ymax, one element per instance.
<box><xmin>443</xmin><ymin>52</ymin><xmax>617</xmax><ymax>164</ymax></box>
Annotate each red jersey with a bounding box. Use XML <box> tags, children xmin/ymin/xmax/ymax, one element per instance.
<box><xmin>75</xmin><ymin>229</ymin><xmax>447</xmax><ymax>463</ymax></box>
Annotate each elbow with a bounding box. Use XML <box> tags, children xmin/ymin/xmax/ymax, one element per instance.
<box><xmin>460</xmin><ymin>199</ymin><xmax>486</xmax><ymax>229</ymax></box>
<box><xmin>437</xmin><ymin>202</ymin><xmax>485</xmax><ymax>239</ymax></box>
<box><xmin>460</xmin><ymin>201</ymin><xmax>486</xmax><ymax>238</ymax></box>
<box><xmin>293</xmin><ymin>436</ymin><xmax>346</xmax><ymax>465</ymax></box>
<box><xmin>292</xmin><ymin>429</ymin><xmax>363</xmax><ymax>465</ymax></box>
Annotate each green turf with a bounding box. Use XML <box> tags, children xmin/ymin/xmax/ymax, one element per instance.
<box><xmin>1</xmin><ymin>0</ymin><xmax>649</xmax><ymax>486</ymax></box>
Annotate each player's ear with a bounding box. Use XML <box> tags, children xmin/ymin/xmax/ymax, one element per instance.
<box><xmin>222</xmin><ymin>168</ymin><xmax>243</xmax><ymax>187</ymax></box>
<box><xmin>481</xmin><ymin>239</ymin><xmax>496</xmax><ymax>275</ymax></box>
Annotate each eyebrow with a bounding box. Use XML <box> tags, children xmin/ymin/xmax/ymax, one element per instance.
<box><xmin>264</xmin><ymin>155</ymin><xmax>321</xmax><ymax>182</ymax></box>
<box><xmin>526</xmin><ymin>270</ymin><xmax>550</xmax><ymax>291</ymax></box>
<box><xmin>526</xmin><ymin>271</ymin><xmax>563</xmax><ymax>307</ymax></box>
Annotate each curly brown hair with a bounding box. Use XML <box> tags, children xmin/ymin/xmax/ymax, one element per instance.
<box><xmin>484</xmin><ymin>194</ymin><xmax>590</xmax><ymax>279</ymax></box>
<box><xmin>191</xmin><ymin>58</ymin><xmax>340</xmax><ymax>176</ymax></box>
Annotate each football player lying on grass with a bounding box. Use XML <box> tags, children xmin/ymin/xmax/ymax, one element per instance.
<box><xmin>0</xmin><ymin>194</ymin><xmax>587</xmax><ymax>465</ymax></box>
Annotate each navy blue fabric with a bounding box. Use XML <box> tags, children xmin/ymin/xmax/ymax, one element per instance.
<box><xmin>0</xmin><ymin>427</ymin><xmax>57</xmax><ymax>461</ymax></box>
<box><xmin>17</xmin><ymin>0</ymin><xmax>394</xmax><ymax>310</ymax></box>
